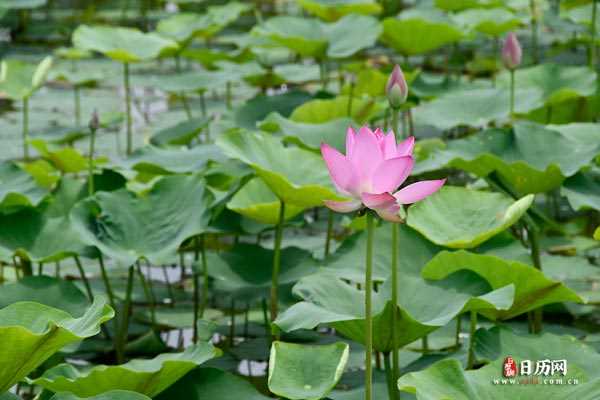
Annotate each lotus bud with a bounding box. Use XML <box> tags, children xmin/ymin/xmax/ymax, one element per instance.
<box><xmin>502</xmin><ymin>32</ymin><xmax>522</xmax><ymax>70</ymax></box>
<box><xmin>386</xmin><ymin>64</ymin><xmax>408</xmax><ymax>109</ymax></box>
<box><xmin>89</xmin><ymin>109</ymin><xmax>99</xmax><ymax>132</ymax></box>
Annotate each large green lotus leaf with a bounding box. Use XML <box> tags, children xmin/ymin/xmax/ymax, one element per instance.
<box><xmin>325</xmin><ymin>224</ymin><xmax>441</xmax><ymax>283</ymax></box>
<box><xmin>233</xmin><ymin>91</ymin><xmax>312</xmax><ymax>130</ymax></box>
<box><xmin>435</xmin><ymin>0</ymin><xmax>503</xmax><ymax>11</ymax></box>
<box><xmin>415</xmin><ymin>122</ymin><xmax>600</xmax><ymax>194</ymax></box>
<box><xmin>252</xmin><ymin>16</ymin><xmax>328</xmax><ymax>58</ymax></box>
<box><xmin>50</xmin><ymin>391</ymin><xmax>150</xmax><ymax>400</ymax></box>
<box><xmin>117</xmin><ymin>145</ymin><xmax>224</xmax><ymax>175</ymax></box>
<box><xmin>474</xmin><ymin>326</ymin><xmax>600</xmax><ymax>374</ymax></box>
<box><xmin>31</xmin><ymin>343</ymin><xmax>220</xmax><ymax>397</ymax></box>
<box><xmin>496</xmin><ymin>63</ymin><xmax>597</xmax><ymax>106</ymax></box>
<box><xmin>414</xmin><ymin>87</ymin><xmax>544</xmax><ymax>130</ymax></box>
<box><xmin>562</xmin><ymin>172</ymin><xmax>600</xmax><ymax>211</ymax></box>
<box><xmin>0</xmin><ymin>162</ymin><xmax>48</xmax><ymax>211</ymax></box>
<box><xmin>157</xmin><ymin>3</ymin><xmax>250</xmax><ymax>45</ymax></box>
<box><xmin>0</xmin><ymin>296</ymin><xmax>113</xmax><ymax>392</ymax></box>
<box><xmin>149</xmin><ymin>70</ymin><xmax>229</xmax><ymax>93</ymax></box>
<box><xmin>72</xmin><ymin>25</ymin><xmax>179</xmax><ymax>63</ymax></box>
<box><xmin>216</xmin><ymin>130</ymin><xmax>340</xmax><ymax>208</ymax></box>
<box><xmin>0</xmin><ymin>177</ymin><xmax>87</xmax><ymax>262</ymax></box>
<box><xmin>156</xmin><ymin>368</ymin><xmax>269</xmax><ymax>400</ymax></box>
<box><xmin>422</xmin><ymin>250</ymin><xmax>583</xmax><ymax>320</ymax></box>
<box><xmin>275</xmin><ymin>269</ymin><xmax>514</xmax><ymax>351</ymax></box>
<box><xmin>150</xmin><ymin>117</ymin><xmax>210</xmax><ymax>147</ymax></box>
<box><xmin>206</xmin><ymin>243</ymin><xmax>316</xmax><ymax>301</ymax></box>
<box><xmin>381</xmin><ymin>9</ymin><xmax>463</xmax><ymax>56</ymax></box>
<box><xmin>30</xmin><ymin>140</ymin><xmax>88</xmax><ymax>174</ymax></box>
<box><xmin>399</xmin><ymin>327</ymin><xmax>600</xmax><ymax>398</ymax></box>
<box><xmin>0</xmin><ymin>0</ymin><xmax>46</xmax><ymax>9</ymax></box>
<box><xmin>260</xmin><ymin>112</ymin><xmax>352</xmax><ymax>152</ymax></box>
<box><xmin>70</xmin><ymin>175</ymin><xmax>212</xmax><ymax>266</ymax></box>
<box><xmin>50</xmin><ymin>68</ymin><xmax>103</xmax><ymax>86</ymax></box>
<box><xmin>452</xmin><ymin>8</ymin><xmax>523</xmax><ymax>36</ymax></box>
<box><xmin>227</xmin><ymin>178</ymin><xmax>304</xmax><ymax>224</ymax></box>
<box><xmin>406</xmin><ymin>186</ymin><xmax>534</xmax><ymax>249</ymax></box>
<box><xmin>298</xmin><ymin>0</ymin><xmax>382</xmax><ymax>21</ymax></box>
<box><xmin>324</xmin><ymin>14</ymin><xmax>381</xmax><ymax>58</ymax></box>
<box><xmin>290</xmin><ymin>96</ymin><xmax>378</xmax><ymax>124</ymax></box>
<box><xmin>252</xmin><ymin>14</ymin><xmax>380</xmax><ymax>58</ymax></box>
<box><xmin>399</xmin><ymin>358</ymin><xmax>600</xmax><ymax>399</ymax></box>
<box><xmin>0</xmin><ymin>276</ymin><xmax>88</xmax><ymax>317</ymax></box>
<box><xmin>0</xmin><ymin>57</ymin><xmax>52</xmax><ymax>100</ymax></box>
<box><xmin>268</xmin><ymin>341</ymin><xmax>349</xmax><ymax>400</ymax></box>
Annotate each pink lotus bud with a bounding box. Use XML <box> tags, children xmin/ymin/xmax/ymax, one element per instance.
<box><xmin>502</xmin><ymin>32</ymin><xmax>522</xmax><ymax>70</ymax></box>
<box><xmin>386</xmin><ymin>64</ymin><xmax>408</xmax><ymax>109</ymax></box>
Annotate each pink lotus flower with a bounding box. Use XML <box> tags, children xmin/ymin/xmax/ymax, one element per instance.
<box><xmin>321</xmin><ymin>126</ymin><xmax>445</xmax><ymax>222</ymax></box>
<box><xmin>502</xmin><ymin>32</ymin><xmax>522</xmax><ymax>70</ymax></box>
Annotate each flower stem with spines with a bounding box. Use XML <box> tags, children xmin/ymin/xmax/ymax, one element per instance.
<box><xmin>365</xmin><ymin>211</ymin><xmax>375</xmax><ymax>400</ymax></box>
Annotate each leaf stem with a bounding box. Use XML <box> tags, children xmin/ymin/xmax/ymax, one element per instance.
<box><xmin>88</xmin><ymin>124</ymin><xmax>97</xmax><ymax>196</ymax></box>
<box><xmin>591</xmin><ymin>0</ymin><xmax>598</xmax><ymax>68</ymax></box>
<box><xmin>467</xmin><ymin>311</ymin><xmax>477</xmax><ymax>369</ymax></box>
<box><xmin>509</xmin><ymin>69</ymin><xmax>515</xmax><ymax>118</ymax></box>
<box><xmin>22</xmin><ymin>98</ymin><xmax>29</xmax><ymax>161</ymax></box>
<box><xmin>200</xmin><ymin>235</ymin><xmax>209</xmax><ymax>318</ymax></box>
<box><xmin>270</xmin><ymin>200</ymin><xmax>285</xmax><ymax>322</ymax></box>
<box><xmin>136</xmin><ymin>260</ymin><xmax>156</xmax><ymax>330</ymax></box>
<box><xmin>123</xmin><ymin>62</ymin><xmax>133</xmax><ymax>155</ymax></box>
<box><xmin>73</xmin><ymin>255</ymin><xmax>93</xmax><ymax>301</ymax></box>
<box><xmin>116</xmin><ymin>265</ymin><xmax>135</xmax><ymax>364</ymax></box>
<box><xmin>74</xmin><ymin>85</ymin><xmax>81</xmax><ymax>127</ymax></box>
<box><xmin>365</xmin><ymin>211</ymin><xmax>375</xmax><ymax>400</ymax></box>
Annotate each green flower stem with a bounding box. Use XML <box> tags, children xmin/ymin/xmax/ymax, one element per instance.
<box><xmin>365</xmin><ymin>211</ymin><xmax>375</xmax><ymax>400</ymax></box>
<box><xmin>200</xmin><ymin>235</ymin><xmax>209</xmax><ymax>318</ymax></box>
<box><xmin>530</xmin><ymin>0</ymin><xmax>539</xmax><ymax>64</ymax></box>
<box><xmin>73</xmin><ymin>255</ymin><xmax>94</xmax><ymax>302</ymax></box>
<box><xmin>270</xmin><ymin>200</ymin><xmax>285</xmax><ymax>322</ymax></box>
<box><xmin>390</xmin><ymin>222</ymin><xmax>400</xmax><ymax>400</ymax></box>
<box><xmin>422</xmin><ymin>335</ymin><xmax>429</xmax><ymax>354</ymax></box>
<box><xmin>98</xmin><ymin>254</ymin><xmax>116</xmax><ymax>311</ymax></box>
<box><xmin>591</xmin><ymin>0</ymin><xmax>598</xmax><ymax>69</ymax></box>
<box><xmin>526</xmin><ymin>224</ymin><xmax>543</xmax><ymax>333</ymax></box>
<box><xmin>467</xmin><ymin>311</ymin><xmax>477</xmax><ymax>369</ymax></box>
<box><xmin>116</xmin><ymin>265</ymin><xmax>135</xmax><ymax>364</ymax></box>
<box><xmin>98</xmin><ymin>253</ymin><xmax>119</xmax><ymax>348</ymax></box>
<box><xmin>193</xmin><ymin>236</ymin><xmax>200</xmax><ymax>343</ymax></box>
<box><xmin>383</xmin><ymin>352</ymin><xmax>395</xmax><ymax>400</ymax></box>
<box><xmin>136</xmin><ymin>260</ymin><xmax>156</xmax><ymax>330</ymax></box>
<box><xmin>347</xmin><ymin>78</ymin><xmax>355</xmax><ymax>117</ymax></box>
<box><xmin>509</xmin><ymin>69</ymin><xmax>515</xmax><ymax>118</ymax></box>
<box><xmin>74</xmin><ymin>86</ymin><xmax>81</xmax><ymax>127</ymax></box>
<box><xmin>324</xmin><ymin>210</ymin><xmax>334</xmax><ymax>259</ymax></box>
<box><xmin>88</xmin><ymin>124</ymin><xmax>97</xmax><ymax>196</ymax></box>
<box><xmin>123</xmin><ymin>62</ymin><xmax>133</xmax><ymax>155</ymax></box>
<box><xmin>22</xmin><ymin>98</ymin><xmax>29</xmax><ymax>161</ymax></box>
<box><xmin>262</xmin><ymin>297</ymin><xmax>270</xmax><ymax>340</ymax></box>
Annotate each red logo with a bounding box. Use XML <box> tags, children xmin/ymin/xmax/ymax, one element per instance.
<box><xmin>503</xmin><ymin>356</ymin><xmax>518</xmax><ymax>377</ymax></box>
